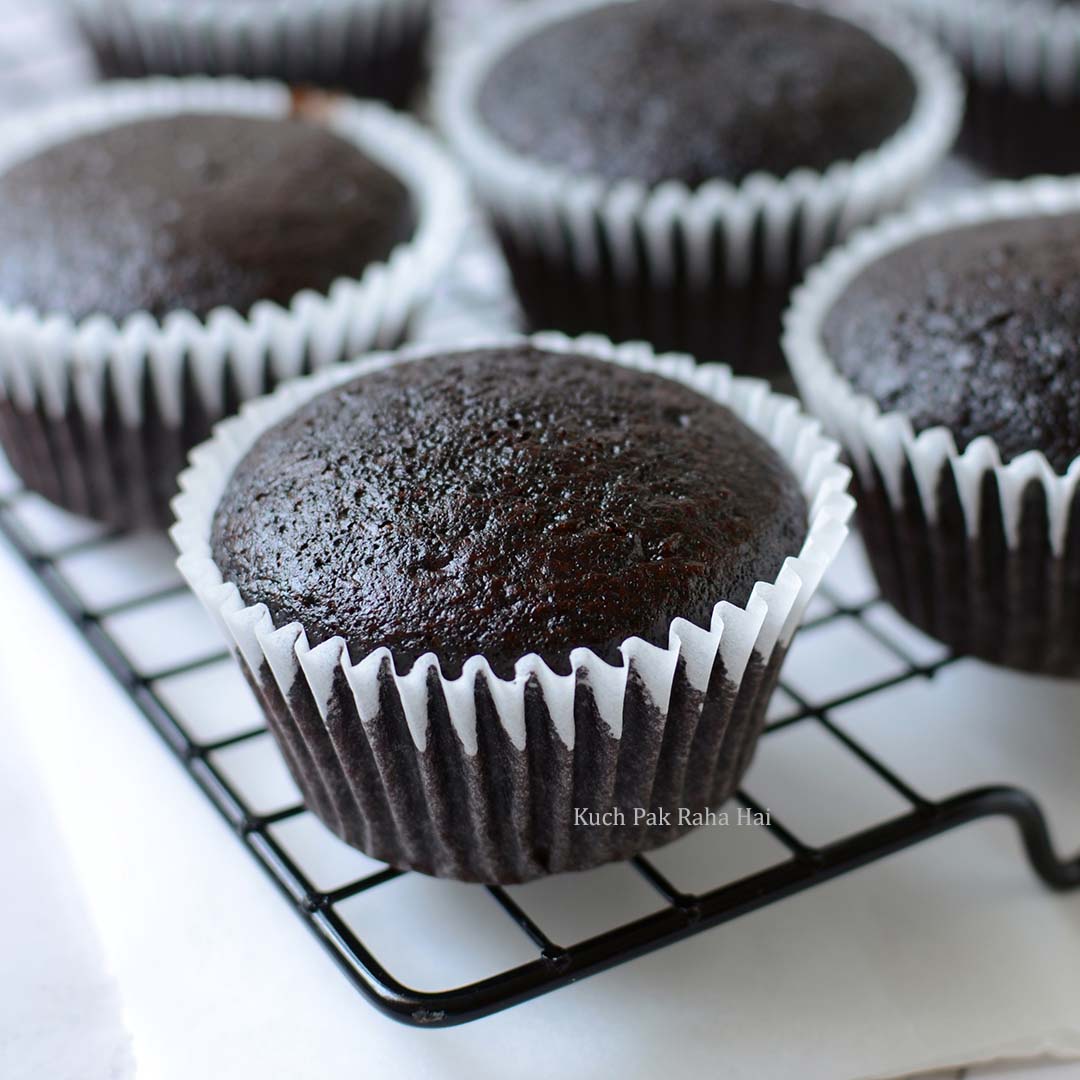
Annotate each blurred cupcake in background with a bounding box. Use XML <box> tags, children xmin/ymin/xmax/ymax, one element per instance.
<box><xmin>888</xmin><ymin>0</ymin><xmax>1080</xmax><ymax>178</ymax></box>
<box><xmin>0</xmin><ymin>77</ymin><xmax>466</xmax><ymax>529</ymax></box>
<box><xmin>785</xmin><ymin>177</ymin><xmax>1080</xmax><ymax>676</ymax></box>
<box><xmin>67</xmin><ymin>0</ymin><xmax>433</xmax><ymax>109</ymax></box>
<box><xmin>438</xmin><ymin>0</ymin><xmax>963</xmax><ymax>378</ymax></box>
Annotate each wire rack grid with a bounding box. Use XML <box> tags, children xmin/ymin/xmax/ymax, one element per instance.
<box><xmin>1</xmin><ymin>467</ymin><xmax>1077</xmax><ymax>1029</ymax></box>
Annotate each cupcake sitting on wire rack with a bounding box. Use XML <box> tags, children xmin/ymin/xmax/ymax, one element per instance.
<box><xmin>173</xmin><ymin>333</ymin><xmax>853</xmax><ymax>883</ymax></box>
<box><xmin>785</xmin><ymin>177</ymin><xmax>1080</xmax><ymax>677</ymax></box>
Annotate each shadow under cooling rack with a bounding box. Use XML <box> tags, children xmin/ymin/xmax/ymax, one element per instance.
<box><xmin>1</xmin><ymin>480</ymin><xmax>1078</xmax><ymax>1028</ymax></box>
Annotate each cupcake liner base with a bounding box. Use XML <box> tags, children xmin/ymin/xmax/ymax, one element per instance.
<box><xmin>496</xmin><ymin>226</ymin><xmax>803</xmax><ymax>376</ymax></box>
<box><xmin>0</xmin><ymin>320</ymin><xmax>415</xmax><ymax>529</ymax></box>
<box><xmin>0</xmin><ymin>396</ymin><xmax>171</xmax><ymax>529</ymax></box>
<box><xmin>959</xmin><ymin>79</ymin><xmax>1080</xmax><ymax>178</ymax></box>
<box><xmin>855</xmin><ymin>466</ymin><xmax>1080</xmax><ymax>677</ymax></box>
<box><xmin>72</xmin><ymin>0</ymin><xmax>433</xmax><ymax>110</ymax></box>
<box><xmin>241</xmin><ymin>646</ymin><xmax>785</xmax><ymax>884</ymax></box>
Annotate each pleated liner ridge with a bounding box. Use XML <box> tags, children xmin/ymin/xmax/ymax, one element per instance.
<box><xmin>173</xmin><ymin>333</ymin><xmax>853</xmax><ymax>883</ymax></box>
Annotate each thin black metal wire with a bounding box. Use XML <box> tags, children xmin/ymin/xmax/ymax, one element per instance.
<box><xmin>1</xmin><ymin>490</ymin><xmax>1078</xmax><ymax>1030</ymax></box>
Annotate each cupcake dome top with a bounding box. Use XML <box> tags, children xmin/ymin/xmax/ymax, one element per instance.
<box><xmin>475</xmin><ymin>0</ymin><xmax>917</xmax><ymax>187</ymax></box>
<box><xmin>821</xmin><ymin>213</ymin><xmax>1080</xmax><ymax>472</ymax></box>
<box><xmin>0</xmin><ymin>112</ymin><xmax>414</xmax><ymax>322</ymax></box>
<box><xmin>210</xmin><ymin>345</ymin><xmax>809</xmax><ymax>679</ymax></box>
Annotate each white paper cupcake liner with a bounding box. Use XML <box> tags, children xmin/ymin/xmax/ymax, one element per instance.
<box><xmin>888</xmin><ymin>0</ymin><xmax>1080</xmax><ymax>175</ymax></box>
<box><xmin>436</xmin><ymin>0</ymin><xmax>963</xmax><ymax>375</ymax></box>
<box><xmin>172</xmin><ymin>332</ymin><xmax>853</xmax><ymax>883</ymax></box>
<box><xmin>784</xmin><ymin>176</ymin><xmax>1080</xmax><ymax>675</ymax></box>
<box><xmin>0</xmin><ymin>76</ymin><xmax>467</xmax><ymax>528</ymax></box>
<box><xmin>68</xmin><ymin>0</ymin><xmax>432</xmax><ymax>109</ymax></box>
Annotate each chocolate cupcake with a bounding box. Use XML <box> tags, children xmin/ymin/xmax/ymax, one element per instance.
<box><xmin>889</xmin><ymin>0</ymin><xmax>1080</xmax><ymax>177</ymax></box>
<box><xmin>0</xmin><ymin>78</ymin><xmax>466</xmax><ymax>529</ymax></box>
<box><xmin>68</xmin><ymin>0</ymin><xmax>432</xmax><ymax>109</ymax></box>
<box><xmin>173</xmin><ymin>333</ymin><xmax>853</xmax><ymax>883</ymax></box>
<box><xmin>438</xmin><ymin>0</ymin><xmax>962</xmax><ymax>377</ymax></box>
<box><xmin>785</xmin><ymin>177</ymin><xmax>1080</xmax><ymax>676</ymax></box>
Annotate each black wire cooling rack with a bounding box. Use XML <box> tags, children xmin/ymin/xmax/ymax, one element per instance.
<box><xmin>2</xmin><ymin>477</ymin><xmax>1078</xmax><ymax>1029</ymax></box>
<box><xmin>1</xmin><ymin>0</ymin><xmax>1076</xmax><ymax>1039</ymax></box>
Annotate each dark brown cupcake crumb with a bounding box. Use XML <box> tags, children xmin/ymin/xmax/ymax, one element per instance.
<box><xmin>477</xmin><ymin>0</ymin><xmax>916</xmax><ymax>187</ymax></box>
<box><xmin>211</xmin><ymin>345</ymin><xmax>808</xmax><ymax>679</ymax></box>
<box><xmin>822</xmin><ymin>213</ymin><xmax>1080</xmax><ymax>472</ymax></box>
<box><xmin>0</xmin><ymin>112</ymin><xmax>414</xmax><ymax>321</ymax></box>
